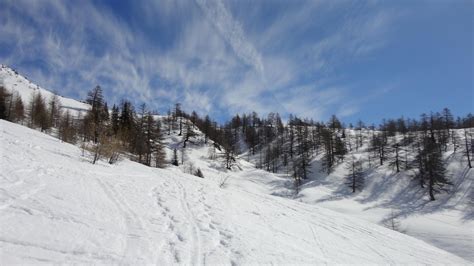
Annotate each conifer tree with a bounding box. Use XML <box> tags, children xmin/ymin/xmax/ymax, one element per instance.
<box><xmin>202</xmin><ymin>115</ymin><xmax>212</xmax><ymax>143</ymax></box>
<box><xmin>175</xmin><ymin>103</ymin><xmax>183</xmax><ymax>136</ymax></box>
<box><xmin>371</xmin><ymin>132</ymin><xmax>387</xmax><ymax>166</ymax></box>
<box><xmin>13</xmin><ymin>94</ymin><xmax>25</xmax><ymax>123</ymax></box>
<box><xmin>84</xmin><ymin>86</ymin><xmax>107</xmax><ymax>143</ymax></box>
<box><xmin>29</xmin><ymin>91</ymin><xmax>49</xmax><ymax>132</ymax></box>
<box><xmin>134</xmin><ymin>103</ymin><xmax>148</xmax><ymax>164</ymax></box>
<box><xmin>346</xmin><ymin>156</ymin><xmax>364</xmax><ymax>193</ymax></box>
<box><xmin>5</xmin><ymin>90</ymin><xmax>14</xmax><ymax>121</ymax></box>
<box><xmin>119</xmin><ymin>100</ymin><xmax>136</xmax><ymax>144</ymax></box>
<box><xmin>223</xmin><ymin>123</ymin><xmax>237</xmax><ymax>169</ymax></box>
<box><xmin>48</xmin><ymin>94</ymin><xmax>61</xmax><ymax>128</ymax></box>
<box><xmin>58</xmin><ymin>110</ymin><xmax>76</xmax><ymax>143</ymax></box>
<box><xmin>416</xmin><ymin>136</ymin><xmax>450</xmax><ymax>200</ymax></box>
<box><xmin>334</xmin><ymin>133</ymin><xmax>347</xmax><ymax>162</ymax></box>
<box><xmin>464</xmin><ymin>129</ymin><xmax>472</xmax><ymax>168</ymax></box>
<box><xmin>321</xmin><ymin>127</ymin><xmax>334</xmax><ymax>174</ymax></box>
<box><xmin>245</xmin><ymin>126</ymin><xmax>258</xmax><ymax>154</ymax></box>
<box><xmin>153</xmin><ymin>119</ymin><xmax>167</xmax><ymax>168</ymax></box>
<box><xmin>293</xmin><ymin>124</ymin><xmax>312</xmax><ymax>179</ymax></box>
<box><xmin>183</xmin><ymin>121</ymin><xmax>197</xmax><ymax>148</ymax></box>
<box><xmin>111</xmin><ymin>104</ymin><xmax>120</xmax><ymax>135</ymax></box>
<box><xmin>172</xmin><ymin>148</ymin><xmax>179</xmax><ymax>166</ymax></box>
<box><xmin>389</xmin><ymin>143</ymin><xmax>405</xmax><ymax>173</ymax></box>
<box><xmin>0</xmin><ymin>86</ymin><xmax>8</xmax><ymax>120</ymax></box>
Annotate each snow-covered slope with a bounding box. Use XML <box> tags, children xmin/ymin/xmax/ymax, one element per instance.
<box><xmin>0</xmin><ymin>65</ymin><xmax>89</xmax><ymax>115</ymax></box>
<box><xmin>295</xmin><ymin>144</ymin><xmax>474</xmax><ymax>261</ymax></box>
<box><xmin>0</xmin><ymin>120</ymin><xmax>469</xmax><ymax>264</ymax></box>
<box><xmin>240</xmin><ymin>128</ymin><xmax>474</xmax><ymax>261</ymax></box>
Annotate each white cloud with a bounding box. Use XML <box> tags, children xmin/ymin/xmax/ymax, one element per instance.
<box><xmin>195</xmin><ymin>0</ymin><xmax>264</xmax><ymax>75</ymax></box>
<box><xmin>0</xmin><ymin>0</ymin><xmax>397</xmax><ymax>121</ymax></box>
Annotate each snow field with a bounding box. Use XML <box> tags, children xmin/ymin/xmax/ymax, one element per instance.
<box><xmin>0</xmin><ymin>120</ymin><xmax>470</xmax><ymax>264</ymax></box>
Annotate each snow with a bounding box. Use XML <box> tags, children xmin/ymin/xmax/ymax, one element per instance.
<box><xmin>0</xmin><ymin>120</ymin><xmax>470</xmax><ymax>264</ymax></box>
<box><xmin>0</xmin><ymin>65</ymin><xmax>89</xmax><ymax>116</ymax></box>
<box><xmin>240</xmin><ymin>128</ymin><xmax>474</xmax><ymax>261</ymax></box>
<box><xmin>291</xmin><ymin>133</ymin><xmax>474</xmax><ymax>262</ymax></box>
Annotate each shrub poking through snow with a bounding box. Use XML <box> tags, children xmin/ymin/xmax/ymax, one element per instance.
<box><xmin>195</xmin><ymin>168</ymin><xmax>204</xmax><ymax>178</ymax></box>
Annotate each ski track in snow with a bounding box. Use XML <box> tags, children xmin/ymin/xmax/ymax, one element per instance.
<box><xmin>172</xmin><ymin>178</ymin><xmax>203</xmax><ymax>265</ymax></box>
<box><xmin>0</xmin><ymin>158</ymin><xmax>46</xmax><ymax>211</ymax></box>
<box><xmin>95</xmin><ymin>178</ymin><xmax>152</xmax><ymax>264</ymax></box>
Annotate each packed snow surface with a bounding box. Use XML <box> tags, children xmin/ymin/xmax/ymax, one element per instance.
<box><xmin>0</xmin><ymin>120</ymin><xmax>469</xmax><ymax>264</ymax></box>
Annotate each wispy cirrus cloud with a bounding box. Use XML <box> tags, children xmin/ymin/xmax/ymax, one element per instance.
<box><xmin>0</xmin><ymin>0</ymin><xmax>398</xmax><ymax>122</ymax></box>
<box><xmin>196</xmin><ymin>0</ymin><xmax>264</xmax><ymax>76</ymax></box>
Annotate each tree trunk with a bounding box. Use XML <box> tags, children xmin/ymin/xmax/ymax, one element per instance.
<box><xmin>379</xmin><ymin>147</ymin><xmax>383</xmax><ymax>166</ymax></box>
<box><xmin>465</xmin><ymin>130</ymin><xmax>472</xmax><ymax>168</ymax></box>
<box><xmin>429</xmin><ymin>169</ymin><xmax>435</xmax><ymax>201</ymax></box>
<box><xmin>395</xmin><ymin>145</ymin><xmax>400</xmax><ymax>172</ymax></box>
<box><xmin>352</xmin><ymin>162</ymin><xmax>356</xmax><ymax>193</ymax></box>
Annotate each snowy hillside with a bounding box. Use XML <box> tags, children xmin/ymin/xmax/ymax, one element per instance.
<box><xmin>241</xmin><ymin>127</ymin><xmax>474</xmax><ymax>261</ymax></box>
<box><xmin>0</xmin><ymin>65</ymin><xmax>89</xmax><ymax>115</ymax></box>
<box><xmin>0</xmin><ymin>120</ymin><xmax>469</xmax><ymax>264</ymax></box>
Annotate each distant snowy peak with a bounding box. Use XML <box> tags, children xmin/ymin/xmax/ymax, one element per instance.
<box><xmin>0</xmin><ymin>65</ymin><xmax>89</xmax><ymax>115</ymax></box>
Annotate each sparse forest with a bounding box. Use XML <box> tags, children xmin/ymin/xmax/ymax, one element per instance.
<box><xmin>1</xmin><ymin>83</ymin><xmax>473</xmax><ymax>201</ymax></box>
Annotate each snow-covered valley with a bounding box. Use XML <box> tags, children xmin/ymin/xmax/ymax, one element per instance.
<box><xmin>1</xmin><ymin>0</ymin><xmax>473</xmax><ymax>263</ymax></box>
<box><xmin>0</xmin><ymin>65</ymin><xmax>473</xmax><ymax>264</ymax></box>
<box><xmin>0</xmin><ymin>119</ymin><xmax>471</xmax><ymax>264</ymax></box>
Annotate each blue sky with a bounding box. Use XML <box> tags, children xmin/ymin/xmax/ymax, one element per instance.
<box><xmin>0</xmin><ymin>0</ymin><xmax>472</xmax><ymax>124</ymax></box>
